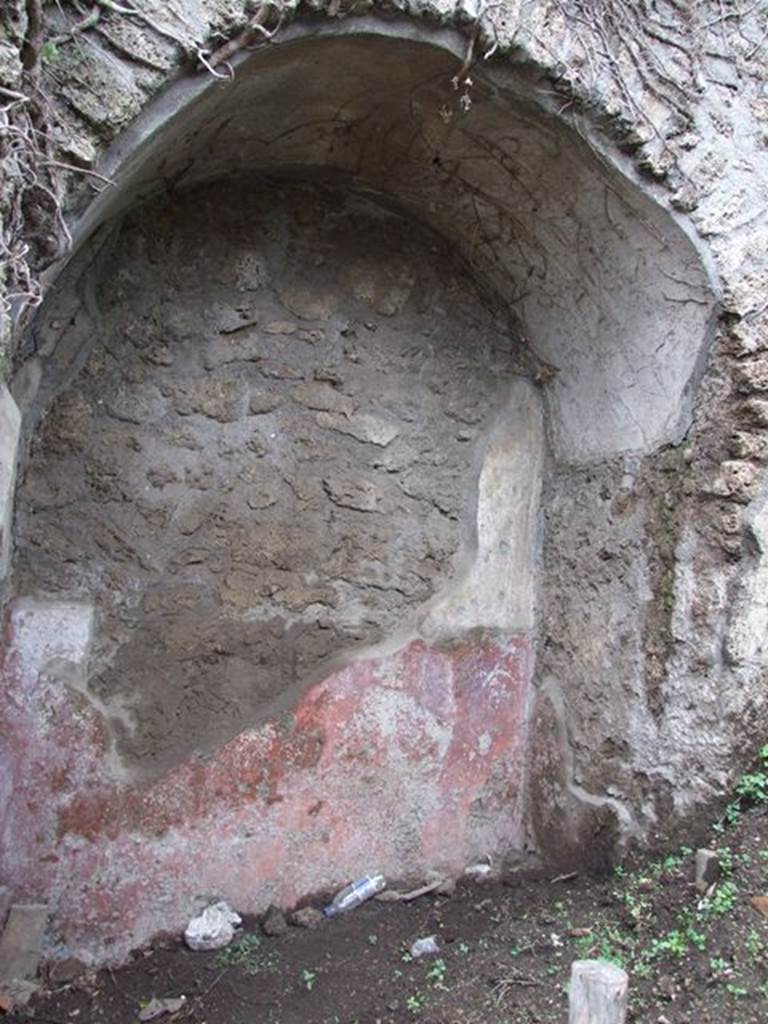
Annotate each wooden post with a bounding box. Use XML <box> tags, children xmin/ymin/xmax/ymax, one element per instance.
<box><xmin>569</xmin><ymin>959</ymin><xmax>628</xmax><ymax>1024</ymax></box>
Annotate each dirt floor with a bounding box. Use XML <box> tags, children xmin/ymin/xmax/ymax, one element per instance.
<box><xmin>8</xmin><ymin>792</ymin><xmax>768</xmax><ymax>1024</ymax></box>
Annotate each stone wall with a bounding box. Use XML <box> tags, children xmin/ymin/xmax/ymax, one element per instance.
<box><xmin>1</xmin><ymin>0</ymin><xmax>768</xmax><ymax>964</ymax></box>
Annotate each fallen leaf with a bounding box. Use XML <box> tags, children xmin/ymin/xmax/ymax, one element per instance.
<box><xmin>750</xmin><ymin>895</ymin><xmax>768</xmax><ymax>919</ymax></box>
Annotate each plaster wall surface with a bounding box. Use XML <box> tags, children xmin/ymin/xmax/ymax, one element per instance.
<box><xmin>2</xmin><ymin>3</ymin><xmax>768</xmax><ymax>966</ymax></box>
<box><xmin>14</xmin><ymin>179</ymin><xmax>536</xmax><ymax>777</ymax></box>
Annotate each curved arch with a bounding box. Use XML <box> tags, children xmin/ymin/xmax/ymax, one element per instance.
<box><xmin>27</xmin><ymin>18</ymin><xmax>717</xmax><ymax>462</ymax></box>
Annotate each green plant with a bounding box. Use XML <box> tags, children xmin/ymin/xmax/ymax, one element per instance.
<box><xmin>701</xmin><ymin>880</ymin><xmax>738</xmax><ymax>917</ymax></box>
<box><xmin>406</xmin><ymin>992</ymin><xmax>427</xmax><ymax>1014</ymax></box>
<box><xmin>216</xmin><ymin>932</ymin><xmax>279</xmax><ymax>975</ymax></box>
<box><xmin>725</xmin><ymin>982</ymin><xmax>748</xmax><ymax>998</ymax></box>
<box><xmin>638</xmin><ymin>926</ymin><xmax>696</xmax><ymax>967</ymax></box>
<box><xmin>746</xmin><ymin>928</ymin><xmax>764</xmax><ymax>959</ymax></box>
<box><xmin>301</xmin><ymin>968</ymin><xmax>317</xmax><ymax>991</ymax></box>
<box><xmin>40</xmin><ymin>40</ymin><xmax>59</xmax><ymax>62</ymax></box>
<box><xmin>426</xmin><ymin>958</ymin><xmax>448</xmax><ymax>990</ymax></box>
<box><xmin>717</xmin><ymin>847</ymin><xmax>735</xmax><ymax>876</ymax></box>
<box><xmin>710</xmin><ymin>956</ymin><xmax>730</xmax><ymax>975</ymax></box>
<box><xmin>576</xmin><ymin>925</ymin><xmax>628</xmax><ymax>969</ymax></box>
<box><xmin>716</xmin><ymin>746</ymin><xmax>768</xmax><ymax>831</ymax></box>
<box><xmin>687</xmin><ymin>927</ymin><xmax>706</xmax><ymax>951</ymax></box>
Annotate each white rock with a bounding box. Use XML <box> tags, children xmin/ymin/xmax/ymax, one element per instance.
<box><xmin>184</xmin><ymin>901</ymin><xmax>241</xmax><ymax>951</ymax></box>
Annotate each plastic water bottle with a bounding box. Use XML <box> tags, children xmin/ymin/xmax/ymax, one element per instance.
<box><xmin>323</xmin><ymin>874</ymin><xmax>386</xmax><ymax>917</ymax></box>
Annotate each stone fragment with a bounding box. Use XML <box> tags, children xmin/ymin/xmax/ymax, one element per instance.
<box><xmin>249</xmin><ymin>391</ymin><xmax>281</xmax><ymax>415</ymax></box>
<box><xmin>106</xmin><ymin>385</ymin><xmax>165</xmax><ymax>425</ymax></box>
<box><xmin>0</xmin><ymin>979</ymin><xmax>40</xmax><ymax>1009</ymax></box>
<box><xmin>728</xmin><ymin>315</ymin><xmax>768</xmax><ymax>357</ymax></box>
<box><xmin>734</xmin><ymin>357</ymin><xmax>768</xmax><ymax>393</ymax></box>
<box><xmin>694</xmin><ymin>849</ymin><xmax>720</xmax><ymax>893</ymax></box>
<box><xmin>323</xmin><ymin>475</ymin><xmax>388</xmax><ymax>513</ymax></box>
<box><xmin>728</xmin><ymin>430</ymin><xmax>768</xmax><ymax>461</ymax></box>
<box><xmin>720</xmin><ymin>509</ymin><xmax>742</xmax><ymax>535</ymax></box>
<box><xmin>174</xmin><ymin>505</ymin><xmax>209</xmax><ymax>536</ymax></box>
<box><xmin>290</xmin><ymin>907</ymin><xmax>324</xmax><ymax>929</ymax></box>
<box><xmin>221</xmin><ymin>571</ymin><xmax>257</xmax><ymax>609</ymax></box>
<box><xmin>173</xmin><ymin>380</ymin><xmax>244</xmax><ymax>423</ymax></box>
<box><xmin>741</xmin><ymin>398</ymin><xmax>768</xmax><ymax>427</ymax></box>
<box><xmin>292</xmin><ymin>382</ymin><xmax>356</xmax><ymax>417</ymax></box>
<box><xmin>264</xmin><ymin>321</ymin><xmax>297</xmax><ymax>335</ymax></box>
<box><xmin>142</xmin><ymin>344</ymin><xmax>173</xmax><ymax>367</ymax></box>
<box><xmin>708</xmin><ymin>460</ymin><xmax>759</xmax><ymax>503</ymax></box>
<box><xmin>0</xmin><ymin>904</ymin><xmax>49</xmax><ymax>983</ymax></box>
<box><xmin>261</xmin><ymin>906</ymin><xmax>288</xmax><ymax>937</ymax></box>
<box><xmin>47</xmin><ymin>957</ymin><xmax>86</xmax><ymax>986</ymax></box>
<box><xmin>172</xmin><ymin>548</ymin><xmax>207</xmax><ymax>567</ymax></box>
<box><xmin>298</xmin><ymin>329</ymin><xmax>324</xmax><ymax>344</ymax></box>
<box><xmin>273</xmin><ymin>580</ymin><xmax>336</xmax><ymax>612</ymax></box>
<box><xmin>245</xmin><ymin>485</ymin><xmax>279</xmax><ymax>510</ymax></box>
<box><xmin>278</xmin><ymin>281</ymin><xmax>335</xmax><ymax>320</ymax></box>
<box><xmin>139</xmin><ymin>995</ymin><xmax>187</xmax><ymax>1021</ymax></box>
<box><xmin>315</xmin><ymin>411</ymin><xmax>399</xmax><ymax>447</ymax></box>
<box><xmin>235</xmin><ymin>253</ymin><xmax>268</xmax><ymax>291</ymax></box>
<box><xmin>184</xmin><ymin>902</ymin><xmax>241</xmax><ymax>951</ymax></box>
<box><xmin>146</xmin><ymin>466</ymin><xmax>179</xmax><ymax>489</ymax></box>
<box><xmin>259</xmin><ymin>361</ymin><xmax>304</xmax><ymax>380</ymax></box>
<box><xmin>410</xmin><ymin>935</ymin><xmax>440</xmax><ymax>957</ymax></box>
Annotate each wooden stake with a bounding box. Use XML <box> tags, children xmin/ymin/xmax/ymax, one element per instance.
<box><xmin>569</xmin><ymin>959</ymin><xmax>628</xmax><ymax>1024</ymax></box>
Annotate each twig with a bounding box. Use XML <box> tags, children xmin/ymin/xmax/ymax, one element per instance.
<box><xmin>201</xmin><ymin>0</ymin><xmax>285</xmax><ymax>74</ymax></box>
<box><xmin>493</xmin><ymin>973</ymin><xmax>543</xmax><ymax>1005</ymax></box>
<box><xmin>375</xmin><ymin>878</ymin><xmax>446</xmax><ymax>902</ymax></box>
<box><xmin>550</xmin><ymin>871</ymin><xmax>578</xmax><ymax>884</ymax></box>
<box><xmin>39</xmin><ymin>159</ymin><xmax>116</xmax><ymax>188</ymax></box>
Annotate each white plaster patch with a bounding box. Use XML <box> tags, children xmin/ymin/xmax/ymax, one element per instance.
<box><xmin>11</xmin><ymin>598</ymin><xmax>94</xmax><ymax>682</ymax></box>
<box><xmin>421</xmin><ymin>378</ymin><xmax>544</xmax><ymax>636</ymax></box>
<box><xmin>0</xmin><ymin>385</ymin><xmax>21</xmax><ymax>588</ymax></box>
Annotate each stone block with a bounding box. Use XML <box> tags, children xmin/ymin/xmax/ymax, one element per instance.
<box><xmin>708</xmin><ymin>460</ymin><xmax>759</xmax><ymax>503</ymax></box>
<box><xmin>290</xmin><ymin>907</ymin><xmax>324</xmax><ymax>929</ymax></box>
<box><xmin>734</xmin><ymin>357</ymin><xmax>768</xmax><ymax>393</ymax></box>
<box><xmin>0</xmin><ymin>904</ymin><xmax>48</xmax><ymax>983</ymax></box>
<box><xmin>728</xmin><ymin>430</ymin><xmax>768</xmax><ymax>461</ymax></box>
<box><xmin>695</xmin><ymin>848</ymin><xmax>720</xmax><ymax>893</ymax></box>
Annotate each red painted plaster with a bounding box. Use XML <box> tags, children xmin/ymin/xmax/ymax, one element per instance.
<box><xmin>0</xmin><ymin>600</ymin><xmax>531</xmax><ymax>963</ymax></box>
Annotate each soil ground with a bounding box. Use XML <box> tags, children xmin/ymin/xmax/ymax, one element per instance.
<box><xmin>9</xmin><ymin>804</ymin><xmax>768</xmax><ymax>1024</ymax></box>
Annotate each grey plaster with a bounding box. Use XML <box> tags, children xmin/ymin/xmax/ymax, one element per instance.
<box><xmin>37</xmin><ymin>24</ymin><xmax>716</xmax><ymax>465</ymax></box>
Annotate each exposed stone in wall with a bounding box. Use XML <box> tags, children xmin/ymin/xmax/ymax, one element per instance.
<box><xmin>14</xmin><ymin>179</ymin><xmax>528</xmax><ymax>775</ymax></box>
